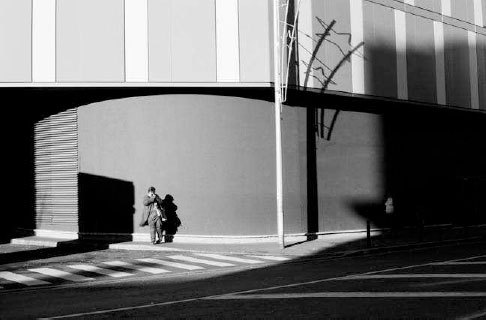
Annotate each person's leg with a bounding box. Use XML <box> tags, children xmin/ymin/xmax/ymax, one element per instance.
<box><xmin>149</xmin><ymin>220</ymin><xmax>156</xmax><ymax>244</ymax></box>
<box><xmin>155</xmin><ymin>219</ymin><xmax>163</xmax><ymax>243</ymax></box>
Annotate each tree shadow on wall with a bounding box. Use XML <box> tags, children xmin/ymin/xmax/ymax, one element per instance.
<box><xmin>284</xmin><ymin>10</ymin><xmax>364</xmax><ymax>239</ymax></box>
<box><xmin>78</xmin><ymin>173</ymin><xmax>134</xmax><ymax>243</ymax></box>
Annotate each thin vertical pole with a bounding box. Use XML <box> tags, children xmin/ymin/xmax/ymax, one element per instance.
<box><xmin>273</xmin><ymin>0</ymin><xmax>284</xmax><ymax>248</ymax></box>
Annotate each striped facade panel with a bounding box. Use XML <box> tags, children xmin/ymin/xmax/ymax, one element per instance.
<box><xmin>406</xmin><ymin>13</ymin><xmax>437</xmax><ymax>103</ymax></box>
<box><xmin>311</xmin><ymin>0</ymin><xmax>353</xmax><ymax>92</ymax></box>
<box><xmin>148</xmin><ymin>0</ymin><xmax>171</xmax><ymax>82</ymax></box>
<box><xmin>0</xmin><ymin>0</ymin><xmax>31</xmax><ymax>82</ymax></box>
<box><xmin>363</xmin><ymin>1</ymin><xmax>398</xmax><ymax>98</ymax></box>
<box><xmin>483</xmin><ymin>0</ymin><xmax>486</xmax><ymax>27</ymax></box>
<box><xmin>35</xmin><ymin>109</ymin><xmax>78</xmax><ymax>231</ymax></box>
<box><xmin>415</xmin><ymin>0</ymin><xmax>441</xmax><ymax>12</ymax></box>
<box><xmin>238</xmin><ymin>0</ymin><xmax>272</xmax><ymax>82</ymax></box>
<box><xmin>444</xmin><ymin>24</ymin><xmax>471</xmax><ymax>108</ymax></box>
<box><xmin>171</xmin><ymin>0</ymin><xmax>216</xmax><ymax>82</ymax></box>
<box><xmin>478</xmin><ymin>34</ymin><xmax>486</xmax><ymax>110</ymax></box>
<box><xmin>56</xmin><ymin>0</ymin><xmax>125</xmax><ymax>82</ymax></box>
<box><xmin>451</xmin><ymin>0</ymin><xmax>475</xmax><ymax>24</ymax></box>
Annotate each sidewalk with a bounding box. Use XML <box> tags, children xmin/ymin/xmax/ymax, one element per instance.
<box><xmin>3</xmin><ymin>224</ymin><xmax>485</xmax><ymax>259</ymax></box>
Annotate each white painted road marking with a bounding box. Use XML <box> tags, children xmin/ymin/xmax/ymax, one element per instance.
<box><xmin>137</xmin><ymin>258</ymin><xmax>205</xmax><ymax>271</ymax></box>
<box><xmin>205</xmin><ymin>292</ymin><xmax>486</xmax><ymax>299</ymax></box>
<box><xmin>433</xmin><ymin>262</ymin><xmax>486</xmax><ymax>265</ymax></box>
<box><xmin>195</xmin><ymin>253</ymin><xmax>263</xmax><ymax>264</ymax></box>
<box><xmin>167</xmin><ymin>255</ymin><xmax>235</xmax><ymax>267</ymax></box>
<box><xmin>68</xmin><ymin>265</ymin><xmax>132</xmax><ymax>278</ymax></box>
<box><xmin>101</xmin><ymin>261</ymin><xmax>170</xmax><ymax>274</ymax></box>
<box><xmin>0</xmin><ymin>271</ymin><xmax>50</xmax><ymax>286</ymax></box>
<box><xmin>247</xmin><ymin>255</ymin><xmax>290</xmax><ymax>261</ymax></box>
<box><xmin>345</xmin><ymin>274</ymin><xmax>486</xmax><ymax>280</ymax></box>
<box><xmin>41</xmin><ymin>253</ymin><xmax>486</xmax><ymax>319</ymax></box>
<box><xmin>444</xmin><ymin>255</ymin><xmax>486</xmax><ymax>263</ymax></box>
<box><xmin>28</xmin><ymin>268</ymin><xmax>94</xmax><ymax>282</ymax></box>
<box><xmin>457</xmin><ymin>309</ymin><xmax>486</xmax><ymax>320</ymax></box>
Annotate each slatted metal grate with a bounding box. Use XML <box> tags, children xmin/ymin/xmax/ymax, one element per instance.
<box><xmin>34</xmin><ymin>108</ymin><xmax>78</xmax><ymax>229</ymax></box>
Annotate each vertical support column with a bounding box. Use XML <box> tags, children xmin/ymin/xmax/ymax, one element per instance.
<box><xmin>273</xmin><ymin>0</ymin><xmax>284</xmax><ymax>248</ymax></box>
<box><xmin>395</xmin><ymin>9</ymin><xmax>408</xmax><ymax>99</ymax></box>
<box><xmin>216</xmin><ymin>0</ymin><xmax>240</xmax><ymax>82</ymax></box>
<box><xmin>434</xmin><ymin>21</ymin><xmax>446</xmax><ymax>105</ymax></box>
<box><xmin>468</xmin><ymin>31</ymin><xmax>480</xmax><ymax>109</ymax></box>
<box><xmin>350</xmin><ymin>0</ymin><xmax>365</xmax><ymax>94</ymax></box>
<box><xmin>124</xmin><ymin>0</ymin><xmax>148</xmax><ymax>82</ymax></box>
<box><xmin>32</xmin><ymin>0</ymin><xmax>56</xmax><ymax>82</ymax></box>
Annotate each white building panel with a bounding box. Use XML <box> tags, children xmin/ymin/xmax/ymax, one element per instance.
<box><xmin>216</xmin><ymin>0</ymin><xmax>240</xmax><ymax>82</ymax></box>
<box><xmin>125</xmin><ymin>0</ymin><xmax>149</xmax><ymax>82</ymax></box>
<box><xmin>350</xmin><ymin>0</ymin><xmax>365</xmax><ymax>94</ymax></box>
<box><xmin>32</xmin><ymin>0</ymin><xmax>56</xmax><ymax>82</ymax></box>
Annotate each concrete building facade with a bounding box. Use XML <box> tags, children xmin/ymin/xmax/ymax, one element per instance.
<box><xmin>1</xmin><ymin>0</ymin><xmax>485</xmax><ymax>243</ymax></box>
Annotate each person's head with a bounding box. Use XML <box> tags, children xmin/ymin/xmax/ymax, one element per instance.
<box><xmin>148</xmin><ymin>186</ymin><xmax>156</xmax><ymax>196</ymax></box>
<box><xmin>164</xmin><ymin>194</ymin><xmax>174</xmax><ymax>202</ymax></box>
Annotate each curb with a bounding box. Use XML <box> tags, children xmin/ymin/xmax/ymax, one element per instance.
<box><xmin>6</xmin><ymin>235</ymin><xmax>485</xmax><ymax>259</ymax></box>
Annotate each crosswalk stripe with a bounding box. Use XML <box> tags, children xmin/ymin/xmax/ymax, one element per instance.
<box><xmin>195</xmin><ymin>253</ymin><xmax>263</xmax><ymax>264</ymax></box>
<box><xmin>247</xmin><ymin>255</ymin><xmax>290</xmax><ymax>261</ymax></box>
<box><xmin>28</xmin><ymin>268</ymin><xmax>94</xmax><ymax>282</ymax></box>
<box><xmin>0</xmin><ymin>271</ymin><xmax>50</xmax><ymax>286</ymax></box>
<box><xmin>102</xmin><ymin>261</ymin><xmax>170</xmax><ymax>274</ymax></box>
<box><xmin>168</xmin><ymin>255</ymin><xmax>235</xmax><ymax>267</ymax></box>
<box><xmin>68</xmin><ymin>265</ymin><xmax>132</xmax><ymax>278</ymax></box>
<box><xmin>137</xmin><ymin>258</ymin><xmax>205</xmax><ymax>271</ymax></box>
<box><xmin>345</xmin><ymin>274</ymin><xmax>486</xmax><ymax>280</ymax></box>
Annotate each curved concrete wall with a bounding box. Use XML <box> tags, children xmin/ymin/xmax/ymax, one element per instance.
<box><xmin>78</xmin><ymin>95</ymin><xmax>279</xmax><ymax>236</ymax></box>
<box><xmin>76</xmin><ymin>94</ymin><xmax>390</xmax><ymax>237</ymax></box>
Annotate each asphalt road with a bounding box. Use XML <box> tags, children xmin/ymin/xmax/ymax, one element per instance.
<box><xmin>1</xmin><ymin>241</ymin><xmax>485</xmax><ymax>319</ymax></box>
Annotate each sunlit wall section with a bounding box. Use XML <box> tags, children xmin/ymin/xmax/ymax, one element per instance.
<box><xmin>77</xmin><ymin>95</ymin><xmax>280</xmax><ymax>236</ymax></box>
<box><xmin>310</xmin><ymin>0</ymin><xmax>353</xmax><ymax>93</ymax></box>
<box><xmin>238</xmin><ymin>0</ymin><xmax>273</xmax><ymax>82</ymax></box>
<box><xmin>56</xmin><ymin>0</ymin><xmax>125</xmax><ymax>82</ymax></box>
<box><xmin>0</xmin><ymin>0</ymin><xmax>31</xmax><ymax>82</ymax></box>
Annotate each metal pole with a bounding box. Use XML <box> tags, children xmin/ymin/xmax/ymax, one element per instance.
<box><xmin>273</xmin><ymin>0</ymin><xmax>285</xmax><ymax>248</ymax></box>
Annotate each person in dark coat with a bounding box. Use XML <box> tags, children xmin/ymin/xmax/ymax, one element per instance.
<box><xmin>160</xmin><ymin>194</ymin><xmax>181</xmax><ymax>243</ymax></box>
<box><xmin>140</xmin><ymin>186</ymin><xmax>166</xmax><ymax>244</ymax></box>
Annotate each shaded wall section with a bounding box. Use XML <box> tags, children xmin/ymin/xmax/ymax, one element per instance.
<box><xmin>406</xmin><ymin>13</ymin><xmax>437</xmax><ymax>104</ymax></box>
<box><xmin>316</xmin><ymin>110</ymin><xmax>385</xmax><ymax>231</ymax></box>
<box><xmin>78</xmin><ymin>173</ymin><xmax>134</xmax><ymax>235</ymax></box>
<box><xmin>77</xmin><ymin>95</ymin><xmax>281</xmax><ymax>236</ymax></box>
<box><xmin>444</xmin><ymin>24</ymin><xmax>471</xmax><ymax>108</ymax></box>
<box><xmin>363</xmin><ymin>1</ymin><xmax>398</xmax><ymax>98</ymax></box>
